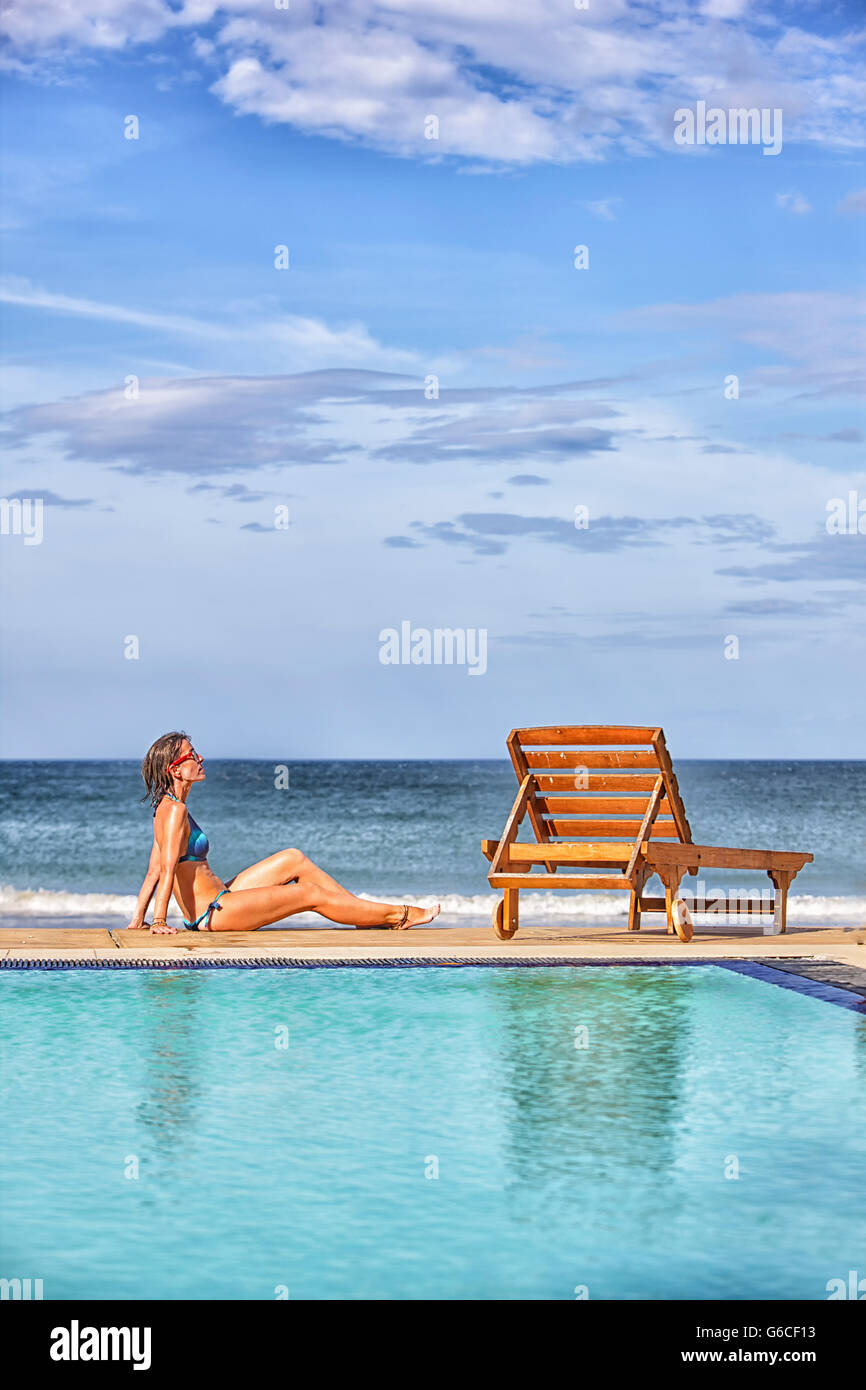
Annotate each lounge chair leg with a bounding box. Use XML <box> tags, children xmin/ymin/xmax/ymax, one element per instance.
<box><xmin>664</xmin><ymin>885</ymin><xmax>675</xmax><ymax>934</ymax></box>
<box><xmin>493</xmin><ymin>889</ymin><xmax>519</xmax><ymax>940</ymax></box>
<box><xmin>628</xmin><ymin>869</ymin><xmax>647</xmax><ymax>931</ymax></box>
<box><xmin>628</xmin><ymin>889</ymin><xmax>640</xmax><ymax>932</ymax></box>
<box><xmin>768</xmin><ymin>870</ymin><xmax>793</xmax><ymax>935</ymax></box>
<box><xmin>660</xmin><ymin>871</ymin><xmax>683</xmax><ymax>935</ymax></box>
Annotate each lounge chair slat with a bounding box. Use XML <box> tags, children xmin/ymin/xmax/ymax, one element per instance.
<box><xmin>512</xmin><ymin>725</ymin><xmax>660</xmax><ymax>746</ymax></box>
<box><xmin>532</xmin><ymin>774</ymin><xmax>660</xmax><ymax>792</ymax></box>
<box><xmin>505</xmin><ymin>844</ymin><xmax>634</xmax><ymax>863</ymax></box>
<box><xmin>638</xmin><ymin>896</ymin><xmax>774</xmax><ymax>915</ymax></box>
<box><xmin>536</xmin><ymin>795</ymin><xmax>673</xmax><ymax>815</ymax></box>
<box><xmin>489</xmin><ymin>874</ymin><xmax>633</xmax><ymax>890</ymax></box>
<box><xmin>544</xmin><ymin>818</ymin><xmax>678</xmax><ymax>838</ymax></box>
<box><xmin>524</xmin><ymin>750</ymin><xmax>659</xmax><ymax>769</ymax></box>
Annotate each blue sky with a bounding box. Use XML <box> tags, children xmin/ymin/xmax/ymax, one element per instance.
<box><xmin>0</xmin><ymin>0</ymin><xmax>864</xmax><ymax>758</ymax></box>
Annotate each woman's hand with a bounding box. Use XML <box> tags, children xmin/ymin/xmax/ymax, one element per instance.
<box><xmin>149</xmin><ymin>919</ymin><xmax>178</xmax><ymax>935</ymax></box>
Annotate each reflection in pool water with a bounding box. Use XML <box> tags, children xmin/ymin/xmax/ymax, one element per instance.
<box><xmin>0</xmin><ymin>966</ymin><xmax>863</xmax><ymax>1300</ymax></box>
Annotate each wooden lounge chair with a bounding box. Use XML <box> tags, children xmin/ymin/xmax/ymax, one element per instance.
<box><xmin>481</xmin><ymin>726</ymin><xmax>812</xmax><ymax>941</ymax></box>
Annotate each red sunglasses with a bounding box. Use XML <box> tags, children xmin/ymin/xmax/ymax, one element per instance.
<box><xmin>169</xmin><ymin>748</ymin><xmax>203</xmax><ymax>771</ymax></box>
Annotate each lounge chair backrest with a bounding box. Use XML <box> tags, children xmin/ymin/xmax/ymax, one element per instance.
<box><xmin>507</xmin><ymin>725</ymin><xmax>693</xmax><ymax>846</ymax></box>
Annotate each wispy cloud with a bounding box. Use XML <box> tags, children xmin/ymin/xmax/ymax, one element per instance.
<box><xmin>0</xmin><ymin>275</ymin><xmax>422</xmax><ymax>370</ymax></box>
<box><xmin>1</xmin><ymin>370</ymin><xmax>409</xmax><ymax>475</ymax></box>
<box><xmin>393</xmin><ymin>510</ymin><xmax>776</xmax><ymax>556</ymax></box>
<box><xmin>4</xmin><ymin>488</ymin><xmax>96</xmax><ymax>508</ymax></box>
<box><xmin>718</xmin><ymin>534</ymin><xmax>866</xmax><ymax>586</ymax></box>
<box><xmin>624</xmin><ymin>290</ymin><xmax>866</xmax><ymax>398</ymax></box>
<box><xmin>776</xmin><ymin>191</ymin><xmax>812</xmax><ymax>215</ymax></box>
<box><xmin>582</xmin><ymin>198</ymin><xmax>622</xmax><ymax>221</ymax></box>
<box><xmin>837</xmin><ymin>189</ymin><xmax>866</xmax><ymax>215</ymax></box>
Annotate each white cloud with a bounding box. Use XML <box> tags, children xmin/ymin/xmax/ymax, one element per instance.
<box><xmin>776</xmin><ymin>191</ymin><xmax>812</xmax><ymax>214</ymax></box>
<box><xmin>583</xmin><ymin>198</ymin><xmax>622</xmax><ymax>220</ymax></box>
<box><xmin>1</xmin><ymin>0</ymin><xmax>863</xmax><ymax>164</ymax></box>
<box><xmin>0</xmin><ymin>0</ymin><xmax>176</xmax><ymax>51</ymax></box>
<box><xmin>700</xmin><ymin>0</ymin><xmax>750</xmax><ymax>16</ymax></box>
<box><xmin>837</xmin><ymin>188</ymin><xmax>866</xmax><ymax>214</ymax></box>
<box><xmin>625</xmin><ymin>291</ymin><xmax>866</xmax><ymax>390</ymax></box>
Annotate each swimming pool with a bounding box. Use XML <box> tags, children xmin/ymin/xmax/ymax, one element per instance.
<box><xmin>1</xmin><ymin>965</ymin><xmax>863</xmax><ymax>1300</ymax></box>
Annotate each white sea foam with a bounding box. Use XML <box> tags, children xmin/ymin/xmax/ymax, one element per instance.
<box><xmin>0</xmin><ymin>885</ymin><xmax>182</xmax><ymax>920</ymax></box>
<box><xmin>0</xmin><ymin>882</ymin><xmax>862</xmax><ymax>925</ymax></box>
<box><xmin>376</xmin><ymin>893</ymin><xmax>866</xmax><ymax>924</ymax></box>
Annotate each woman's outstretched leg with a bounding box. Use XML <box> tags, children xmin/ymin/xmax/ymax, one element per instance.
<box><xmin>204</xmin><ymin>879</ymin><xmax>440</xmax><ymax>932</ymax></box>
<box><xmin>314</xmin><ymin>890</ymin><xmax>440</xmax><ymax>930</ymax></box>
<box><xmin>228</xmin><ymin>848</ymin><xmax>379</xmax><ymax>898</ymax></box>
<box><xmin>225</xmin><ymin>848</ymin><xmax>439</xmax><ymax>929</ymax></box>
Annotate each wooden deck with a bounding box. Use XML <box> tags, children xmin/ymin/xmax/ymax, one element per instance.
<box><xmin>1</xmin><ymin>922</ymin><xmax>863</xmax><ymax>970</ymax></box>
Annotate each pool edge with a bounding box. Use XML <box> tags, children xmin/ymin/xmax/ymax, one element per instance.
<box><xmin>2</xmin><ymin>953</ymin><xmax>865</xmax><ymax>1012</ymax></box>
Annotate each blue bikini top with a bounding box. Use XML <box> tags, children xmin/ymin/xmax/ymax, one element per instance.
<box><xmin>162</xmin><ymin>793</ymin><xmax>209</xmax><ymax>862</ymax></box>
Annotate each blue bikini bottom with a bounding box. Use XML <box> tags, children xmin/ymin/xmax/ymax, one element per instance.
<box><xmin>183</xmin><ymin>888</ymin><xmax>229</xmax><ymax>930</ymax></box>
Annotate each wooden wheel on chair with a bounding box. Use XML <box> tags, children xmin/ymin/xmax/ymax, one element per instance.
<box><xmin>671</xmin><ymin>898</ymin><xmax>694</xmax><ymax>943</ymax></box>
<box><xmin>493</xmin><ymin>897</ymin><xmax>518</xmax><ymax>940</ymax></box>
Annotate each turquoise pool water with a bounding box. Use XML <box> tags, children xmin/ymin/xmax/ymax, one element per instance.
<box><xmin>1</xmin><ymin>966</ymin><xmax>864</xmax><ymax>1300</ymax></box>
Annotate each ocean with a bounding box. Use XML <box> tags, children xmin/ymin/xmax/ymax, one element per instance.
<box><xmin>0</xmin><ymin>759</ymin><xmax>863</xmax><ymax>927</ymax></box>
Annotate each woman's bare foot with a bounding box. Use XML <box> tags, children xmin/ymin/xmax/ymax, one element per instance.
<box><xmin>393</xmin><ymin>903</ymin><xmax>440</xmax><ymax>930</ymax></box>
<box><xmin>356</xmin><ymin>903</ymin><xmax>441</xmax><ymax>930</ymax></box>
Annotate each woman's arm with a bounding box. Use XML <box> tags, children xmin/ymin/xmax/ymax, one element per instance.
<box><xmin>149</xmin><ymin>803</ymin><xmax>187</xmax><ymax>935</ymax></box>
<box><xmin>125</xmin><ymin>839</ymin><xmax>161</xmax><ymax>929</ymax></box>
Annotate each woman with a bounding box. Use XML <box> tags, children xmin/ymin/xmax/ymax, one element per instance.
<box><xmin>126</xmin><ymin>732</ymin><xmax>440</xmax><ymax>934</ymax></box>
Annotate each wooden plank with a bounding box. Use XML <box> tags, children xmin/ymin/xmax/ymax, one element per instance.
<box><xmin>652</xmin><ymin>729</ymin><xmax>691</xmax><ymax>844</ymax></box>
<box><xmin>626</xmin><ymin>774</ymin><xmax>666</xmax><ymax>879</ymax></box>
<box><xmin>507</xmin><ymin>731</ymin><xmax>557</xmax><ymax>874</ymax></box>
<box><xmin>512</xmin><ymin>726</ymin><xmax>659</xmax><ymax>746</ymax></box>
<box><xmin>628</xmin><ymin>869</ymin><xmax>647</xmax><ymax>932</ymax></box>
<box><xmin>489</xmin><ymin>775</ymin><xmax>534</xmax><ymax>878</ymax></box>
<box><xmin>640</xmin><ymin>843</ymin><xmax>813</xmax><ymax>871</ymax></box>
<box><xmin>0</xmin><ymin>928</ymin><xmax>118</xmax><ymax>949</ymax></box>
<box><xmin>637</xmin><ymin>897</ymin><xmax>774</xmax><ymax>915</ymax></box>
<box><xmin>3</xmin><ymin>923</ymin><xmax>850</xmax><ymax>954</ymax></box>
<box><xmin>503</xmin><ymin>887</ymin><xmax>519</xmax><ymax>937</ymax></box>
<box><xmin>504</xmin><ymin>843</ymin><xmax>634</xmax><ymax>863</ymax></box>
<box><xmin>768</xmin><ymin>869</ymin><xmax>795</xmax><ymax>935</ymax></box>
<box><xmin>489</xmin><ymin>873</ymin><xmax>632</xmax><ymax>890</ymax></box>
<box><xmin>544</xmin><ymin>818</ymin><xmax>678</xmax><ymax>838</ymax></box>
<box><xmin>481</xmin><ymin>839</ymin><xmax>498</xmax><ymax>861</ymax></box>
<box><xmin>524</xmin><ymin>750</ymin><xmax>659</xmax><ymax>770</ymax></box>
<box><xmin>532</xmin><ymin>773</ymin><xmax>660</xmax><ymax>793</ymax></box>
<box><xmin>535</xmin><ymin>796</ymin><xmax>672</xmax><ymax>815</ymax></box>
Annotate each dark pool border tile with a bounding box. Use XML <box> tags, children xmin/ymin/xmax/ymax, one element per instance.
<box><xmin>714</xmin><ymin>960</ymin><xmax>866</xmax><ymax>1013</ymax></box>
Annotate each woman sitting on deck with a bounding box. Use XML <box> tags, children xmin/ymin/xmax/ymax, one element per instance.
<box><xmin>126</xmin><ymin>732</ymin><xmax>440</xmax><ymax>934</ymax></box>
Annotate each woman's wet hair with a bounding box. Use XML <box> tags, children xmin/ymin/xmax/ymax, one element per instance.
<box><xmin>141</xmin><ymin>731</ymin><xmax>189</xmax><ymax>808</ymax></box>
